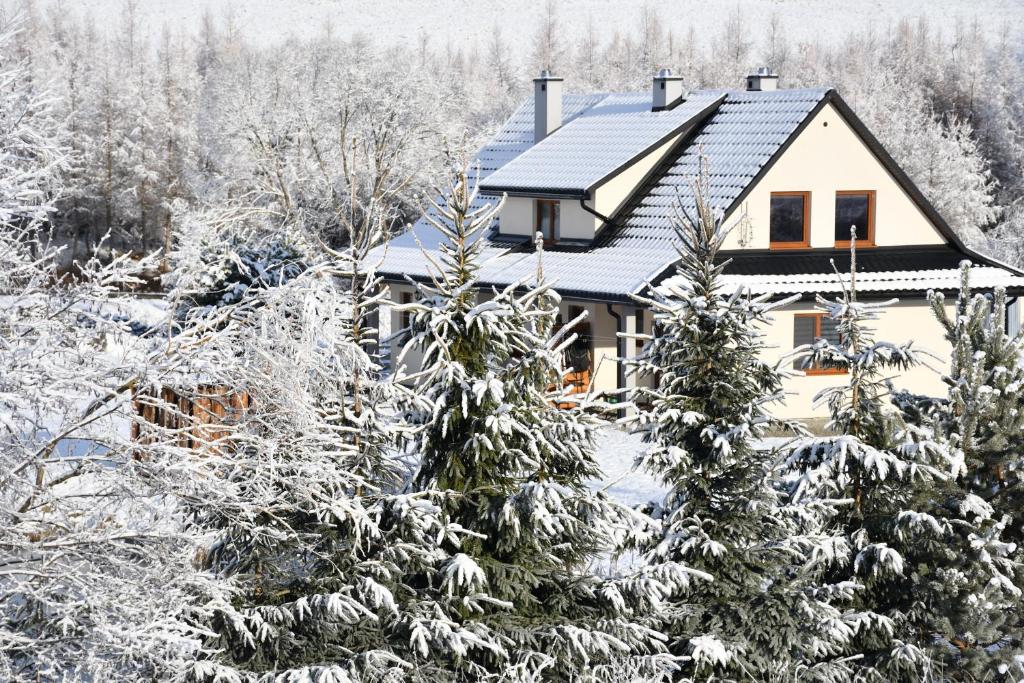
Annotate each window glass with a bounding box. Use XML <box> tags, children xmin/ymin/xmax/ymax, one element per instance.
<box><xmin>770</xmin><ymin>194</ymin><xmax>807</xmax><ymax>244</ymax></box>
<box><xmin>793</xmin><ymin>313</ymin><xmax>844</xmax><ymax>372</ymax></box>
<box><xmin>835</xmin><ymin>193</ymin><xmax>871</xmax><ymax>243</ymax></box>
<box><xmin>793</xmin><ymin>315</ymin><xmax>817</xmax><ymax>370</ymax></box>
<box><xmin>820</xmin><ymin>316</ymin><xmax>841</xmax><ymax>346</ymax></box>
<box><xmin>399</xmin><ymin>291</ymin><xmax>414</xmax><ymax>332</ymax></box>
<box><xmin>537</xmin><ymin>200</ymin><xmax>560</xmax><ymax>242</ymax></box>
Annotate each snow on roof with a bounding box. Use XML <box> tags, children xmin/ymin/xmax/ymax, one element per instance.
<box><xmin>622</xmin><ymin>88</ymin><xmax>831</xmax><ymax>228</ymax></box>
<box><xmin>659</xmin><ymin>266</ymin><xmax>1024</xmax><ymax>297</ymax></box>
<box><xmin>478</xmin><ymin>91</ymin><xmax>724</xmax><ymax>196</ymax></box>
<box><xmin>368</xmin><ymin>93</ymin><xmax>606</xmax><ymax>280</ymax></box>
<box><xmin>375</xmin><ymin>86</ymin><xmax>1023</xmax><ymax>301</ymax></box>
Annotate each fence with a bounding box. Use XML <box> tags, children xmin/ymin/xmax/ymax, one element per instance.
<box><xmin>131</xmin><ymin>384</ymin><xmax>250</xmax><ymax>453</ymax></box>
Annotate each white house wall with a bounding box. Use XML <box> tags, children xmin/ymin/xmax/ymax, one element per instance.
<box><xmin>386</xmin><ymin>282</ymin><xmax>951</xmax><ymax>421</ymax></box>
<box><xmin>760</xmin><ymin>298</ymin><xmax>953</xmax><ymax>419</ymax></box>
<box><xmin>498</xmin><ymin>198</ymin><xmax>535</xmax><ymax>238</ymax></box>
<box><xmin>593</xmin><ymin>133</ymin><xmax>683</xmax><ymax>221</ymax></box>
<box><xmin>723</xmin><ymin>102</ymin><xmax>947</xmax><ymax>250</ymax></box>
<box><xmin>499</xmin><ymin>196</ymin><xmax>599</xmax><ymax>241</ymax></box>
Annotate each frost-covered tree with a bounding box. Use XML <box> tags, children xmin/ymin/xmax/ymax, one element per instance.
<box><xmin>788</xmin><ymin>240</ymin><xmax>1021</xmax><ymax>680</ymax></box>
<box><xmin>625</xmin><ymin>167</ymin><xmax>860</xmax><ymax>681</ymax></box>
<box><xmin>0</xmin><ymin>21</ymin><xmax>215</xmax><ymax>677</ymax></box>
<box><xmin>167</xmin><ymin>147</ymin><xmax>535</xmax><ymax>680</ymax></box>
<box><xmin>174</xmin><ymin>263</ymin><xmax>506</xmax><ymax>682</ymax></box>
<box><xmin>166</xmin><ymin>203</ymin><xmax>309</xmax><ymax>321</ymax></box>
<box><xmin>399</xmin><ymin>163</ymin><xmax>675</xmax><ymax>681</ymax></box>
<box><xmin>896</xmin><ymin>263</ymin><xmax>1024</xmax><ymax>542</ymax></box>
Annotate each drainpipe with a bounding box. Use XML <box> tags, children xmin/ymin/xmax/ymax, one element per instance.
<box><xmin>606</xmin><ymin>303</ymin><xmax>626</xmax><ymax>418</ymax></box>
<box><xmin>579</xmin><ymin>198</ymin><xmax>614</xmax><ymax>230</ymax></box>
<box><xmin>1008</xmin><ymin>297</ymin><xmax>1020</xmax><ymax>337</ymax></box>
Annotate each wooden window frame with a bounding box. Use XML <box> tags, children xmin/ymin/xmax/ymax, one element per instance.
<box><xmin>834</xmin><ymin>190</ymin><xmax>876</xmax><ymax>248</ymax></box>
<box><xmin>769</xmin><ymin>191</ymin><xmax>811</xmax><ymax>249</ymax></box>
<box><xmin>535</xmin><ymin>199</ymin><xmax>560</xmax><ymax>244</ymax></box>
<box><xmin>794</xmin><ymin>312</ymin><xmax>847</xmax><ymax>376</ymax></box>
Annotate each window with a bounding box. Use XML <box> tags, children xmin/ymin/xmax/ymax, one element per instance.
<box><xmin>398</xmin><ymin>291</ymin><xmax>414</xmax><ymax>331</ymax></box>
<box><xmin>793</xmin><ymin>312</ymin><xmax>845</xmax><ymax>374</ymax></box>
<box><xmin>536</xmin><ymin>199</ymin><xmax>560</xmax><ymax>243</ymax></box>
<box><xmin>769</xmin><ymin>192</ymin><xmax>810</xmax><ymax>248</ymax></box>
<box><xmin>557</xmin><ymin>304</ymin><xmax>593</xmax><ymax>393</ymax></box>
<box><xmin>835</xmin><ymin>191</ymin><xmax>875</xmax><ymax>246</ymax></box>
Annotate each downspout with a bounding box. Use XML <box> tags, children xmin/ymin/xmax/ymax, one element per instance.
<box><xmin>1008</xmin><ymin>297</ymin><xmax>1020</xmax><ymax>338</ymax></box>
<box><xmin>606</xmin><ymin>303</ymin><xmax>625</xmax><ymax>417</ymax></box>
<box><xmin>579</xmin><ymin>197</ymin><xmax>614</xmax><ymax>229</ymax></box>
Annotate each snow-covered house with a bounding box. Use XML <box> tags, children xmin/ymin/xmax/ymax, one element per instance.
<box><xmin>374</xmin><ymin>69</ymin><xmax>1024</xmax><ymax>419</ymax></box>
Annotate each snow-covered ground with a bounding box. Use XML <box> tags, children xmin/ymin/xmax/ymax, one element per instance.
<box><xmin>590</xmin><ymin>424</ymin><xmax>666</xmax><ymax>507</ymax></box>
<box><xmin>590</xmin><ymin>423</ymin><xmax>799</xmax><ymax>507</ymax></box>
<box><xmin>47</xmin><ymin>0</ymin><xmax>1024</xmax><ymax>48</ymax></box>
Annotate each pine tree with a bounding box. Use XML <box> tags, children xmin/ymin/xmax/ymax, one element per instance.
<box><xmin>173</xmin><ymin>251</ymin><xmax>518</xmax><ymax>682</ymax></box>
<box><xmin>787</xmin><ymin>239</ymin><xmax>1021</xmax><ymax>680</ymax></box>
<box><xmin>626</xmin><ymin>165</ymin><xmax>860</xmax><ymax>681</ymax></box>
<box><xmin>891</xmin><ymin>262</ymin><xmax>1024</xmax><ymax>677</ymax></box>
<box><xmin>399</xmin><ymin>162</ymin><xmax>675</xmax><ymax>681</ymax></box>
<box><xmin>173</xmin><ymin>158</ymin><xmax>515</xmax><ymax>680</ymax></box>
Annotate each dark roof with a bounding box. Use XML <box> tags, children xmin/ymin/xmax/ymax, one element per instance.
<box><xmin>716</xmin><ymin>245</ymin><xmax>969</xmax><ymax>276</ymax></box>
<box><xmin>699</xmin><ymin>246</ymin><xmax>1024</xmax><ymax>297</ymax></box>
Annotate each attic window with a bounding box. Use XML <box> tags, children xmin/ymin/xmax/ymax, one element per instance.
<box><xmin>793</xmin><ymin>313</ymin><xmax>845</xmax><ymax>375</ymax></box>
<box><xmin>769</xmin><ymin>192</ymin><xmax>810</xmax><ymax>249</ymax></box>
<box><xmin>835</xmin><ymin>191</ymin><xmax>875</xmax><ymax>247</ymax></box>
<box><xmin>536</xmin><ymin>200</ymin><xmax>560</xmax><ymax>243</ymax></box>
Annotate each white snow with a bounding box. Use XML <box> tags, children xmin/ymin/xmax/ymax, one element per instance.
<box><xmin>589</xmin><ymin>423</ymin><xmax>668</xmax><ymax>507</ymax></box>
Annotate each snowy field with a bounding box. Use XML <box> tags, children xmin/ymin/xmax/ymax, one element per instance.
<box><xmin>43</xmin><ymin>0</ymin><xmax>1024</xmax><ymax>47</ymax></box>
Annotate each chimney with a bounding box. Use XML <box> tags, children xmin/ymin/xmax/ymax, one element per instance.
<box><xmin>534</xmin><ymin>69</ymin><xmax>563</xmax><ymax>142</ymax></box>
<box><xmin>746</xmin><ymin>67</ymin><xmax>779</xmax><ymax>92</ymax></box>
<box><xmin>652</xmin><ymin>68</ymin><xmax>684</xmax><ymax>111</ymax></box>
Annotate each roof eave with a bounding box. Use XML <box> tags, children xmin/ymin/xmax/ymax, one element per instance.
<box><xmin>477</xmin><ymin>188</ymin><xmax>589</xmax><ymax>200</ymax></box>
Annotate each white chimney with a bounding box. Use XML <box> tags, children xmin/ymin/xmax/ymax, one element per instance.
<box><xmin>652</xmin><ymin>68</ymin><xmax>684</xmax><ymax>111</ymax></box>
<box><xmin>534</xmin><ymin>69</ymin><xmax>563</xmax><ymax>142</ymax></box>
<box><xmin>746</xmin><ymin>67</ymin><xmax>779</xmax><ymax>92</ymax></box>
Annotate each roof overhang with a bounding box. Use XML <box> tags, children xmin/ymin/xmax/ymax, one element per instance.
<box><xmin>479</xmin><ymin>188</ymin><xmax>589</xmax><ymax>200</ymax></box>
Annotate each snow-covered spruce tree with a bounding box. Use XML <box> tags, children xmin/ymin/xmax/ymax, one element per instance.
<box><xmin>890</xmin><ymin>262</ymin><xmax>1024</xmax><ymax>675</ymax></box>
<box><xmin>399</xmin><ymin>163</ymin><xmax>676</xmax><ymax>681</ymax></box>
<box><xmin>175</xmin><ymin>265</ymin><xmax>487</xmax><ymax>682</ymax></box>
<box><xmin>625</xmin><ymin>165</ymin><xmax>861</xmax><ymax>681</ymax></box>
<box><xmin>787</xmin><ymin>239</ymin><xmax>1021</xmax><ymax>680</ymax></box>
<box><xmin>169</xmin><ymin>182</ymin><xmax>527</xmax><ymax>680</ymax></box>
<box><xmin>897</xmin><ymin>263</ymin><xmax>1024</xmax><ymax>544</ymax></box>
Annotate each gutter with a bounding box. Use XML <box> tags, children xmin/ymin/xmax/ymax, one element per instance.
<box><xmin>579</xmin><ymin>198</ymin><xmax>615</xmax><ymax>231</ymax></box>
